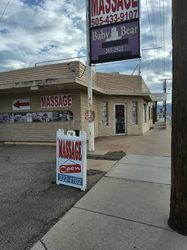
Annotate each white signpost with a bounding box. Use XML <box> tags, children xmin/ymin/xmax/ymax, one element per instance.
<box><xmin>56</xmin><ymin>129</ymin><xmax>87</xmax><ymax>191</ymax></box>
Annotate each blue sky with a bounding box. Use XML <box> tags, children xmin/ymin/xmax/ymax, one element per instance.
<box><xmin>0</xmin><ymin>0</ymin><xmax>172</xmax><ymax>101</ymax></box>
<box><xmin>23</xmin><ymin>0</ymin><xmax>43</xmax><ymax>5</ymax></box>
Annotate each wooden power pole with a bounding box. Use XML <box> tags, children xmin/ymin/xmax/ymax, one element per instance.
<box><xmin>163</xmin><ymin>79</ymin><xmax>167</xmax><ymax>129</ymax></box>
<box><xmin>168</xmin><ymin>0</ymin><xmax>187</xmax><ymax>234</ymax></box>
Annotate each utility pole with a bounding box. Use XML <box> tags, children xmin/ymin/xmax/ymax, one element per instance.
<box><xmin>85</xmin><ymin>0</ymin><xmax>95</xmax><ymax>152</ymax></box>
<box><xmin>168</xmin><ymin>0</ymin><xmax>187</xmax><ymax>234</ymax></box>
<box><xmin>160</xmin><ymin>78</ymin><xmax>171</xmax><ymax>128</ymax></box>
<box><xmin>163</xmin><ymin>79</ymin><xmax>167</xmax><ymax>128</ymax></box>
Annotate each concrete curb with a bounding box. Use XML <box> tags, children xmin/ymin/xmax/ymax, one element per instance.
<box><xmin>3</xmin><ymin>141</ymin><xmax>56</xmax><ymax>146</ymax></box>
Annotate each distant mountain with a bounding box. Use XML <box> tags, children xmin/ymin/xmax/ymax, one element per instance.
<box><xmin>166</xmin><ymin>103</ymin><xmax>172</xmax><ymax>115</ymax></box>
<box><xmin>157</xmin><ymin>103</ymin><xmax>172</xmax><ymax>115</ymax></box>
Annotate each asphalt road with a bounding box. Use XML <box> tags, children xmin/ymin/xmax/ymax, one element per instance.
<box><xmin>0</xmin><ymin>145</ymin><xmax>105</xmax><ymax>250</ymax></box>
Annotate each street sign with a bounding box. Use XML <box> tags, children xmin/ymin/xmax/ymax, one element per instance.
<box><xmin>12</xmin><ymin>99</ymin><xmax>30</xmax><ymax>111</ymax></box>
<box><xmin>56</xmin><ymin>129</ymin><xmax>87</xmax><ymax>191</ymax></box>
<box><xmin>85</xmin><ymin>110</ymin><xmax>95</xmax><ymax>122</ymax></box>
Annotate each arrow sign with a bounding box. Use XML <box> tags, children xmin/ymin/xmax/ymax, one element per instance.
<box><xmin>12</xmin><ymin>99</ymin><xmax>30</xmax><ymax>111</ymax></box>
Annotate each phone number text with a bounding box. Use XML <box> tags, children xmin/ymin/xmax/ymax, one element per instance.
<box><xmin>58</xmin><ymin>174</ymin><xmax>83</xmax><ymax>186</ymax></box>
<box><xmin>91</xmin><ymin>10</ymin><xmax>138</xmax><ymax>27</ymax></box>
<box><xmin>105</xmin><ymin>46</ymin><xmax>124</xmax><ymax>54</ymax></box>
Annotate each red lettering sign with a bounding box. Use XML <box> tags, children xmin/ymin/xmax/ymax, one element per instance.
<box><xmin>90</xmin><ymin>0</ymin><xmax>139</xmax><ymax>28</ymax></box>
<box><xmin>91</xmin><ymin>0</ymin><xmax>138</xmax><ymax>17</ymax></box>
<box><xmin>58</xmin><ymin>139</ymin><xmax>82</xmax><ymax>161</ymax></box>
<box><xmin>40</xmin><ymin>95</ymin><xmax>72</xmax><ymax>108</ymax></box>
<box><xmin>59</xmin><ymin>164</ymin><xmax>81</xmax><ymax>174</ymax></box>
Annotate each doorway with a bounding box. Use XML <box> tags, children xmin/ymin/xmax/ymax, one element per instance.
<box><xmin>114</xmin><ymin>104</ymin><xmax>126</xmax><ymax>134</ymax></box>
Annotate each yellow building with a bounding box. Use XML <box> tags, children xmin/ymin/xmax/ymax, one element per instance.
<box><xmin>0</xmin><ymin>61</ymin><xmax>153</xmax><ymax>142</ymax></box>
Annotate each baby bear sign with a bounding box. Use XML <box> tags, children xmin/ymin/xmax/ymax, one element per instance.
<box><xmin>89</xmin><ymin>0</ymin><xmax>140</xmax><ymax>64</ymax></box>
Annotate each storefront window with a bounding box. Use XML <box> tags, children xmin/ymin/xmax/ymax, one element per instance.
<box><xmin>132</xmin><ymin>102</ymin><xmax>138</xmax><ymax>124</ymax></box>
<box><xmin>144</xmin><ymin>104</ymin><xmax>147</xmax><ymax>123</ymax></box>
<box><xmin>0</xmin><ymin>111</ymin><xmax>73</xmax><ymax>123</ymax></box>
<box><xmin>101</xmin><ymin>102</ymin><xmax>108</xmax><ymax>126</ymax></box>
<box><xmin>149</xmin><ymin>106</ymin><xmax>151</xmax><ymax>120</ymax></box>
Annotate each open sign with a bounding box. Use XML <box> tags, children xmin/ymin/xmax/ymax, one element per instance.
<box><xmin>59</xmin><ymin>164</ymin><xmax>81</xmax><ymax>174</ymax></box>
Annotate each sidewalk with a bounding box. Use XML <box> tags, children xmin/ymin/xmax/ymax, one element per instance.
<box><xmin>91</xmin><ymin>120</ymin><xmax>171</xmax><ymax>157</ymax></box>
<box><xmin>31</xmin><ymin>122</ymin><xmax>187</xmax><ymax>250</ymax></box>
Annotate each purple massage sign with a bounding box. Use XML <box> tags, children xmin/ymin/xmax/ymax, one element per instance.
<box><xmin>90</xmin><ymin>20</ymin><xmax>140</xmax><ymax>64</ymax></box>
<box><xmin>89</xmin><ymin>0</ymin><xmax>140</xmax><ymax>64</ymax></box>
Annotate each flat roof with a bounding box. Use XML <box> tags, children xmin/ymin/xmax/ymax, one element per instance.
<box><xmin>0</xmin><ymin>61</ymin><xmax>153</xmax><ymax>101</ymax></box>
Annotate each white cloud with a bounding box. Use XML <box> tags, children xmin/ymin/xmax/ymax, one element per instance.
<box><xmin>0</xmin><ymin>0</ymin><xmax>86</xmax><ymax>68</ymax></box>
<box><xmin>0</xmin><ymin>0</ymin><xmax>172</xmax><ymax>101</ymax></box>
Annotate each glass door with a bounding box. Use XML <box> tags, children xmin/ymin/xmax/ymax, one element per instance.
<box><xmin>115</xmin><ymin>104</ymin><xmax>126</xmax><ymax>134</ymax></box>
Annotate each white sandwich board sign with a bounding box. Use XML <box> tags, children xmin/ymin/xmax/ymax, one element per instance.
<box><xmin>56</xmin><ymin>129</ymin><xmax>87</xmax><ymax>191</ymax></box>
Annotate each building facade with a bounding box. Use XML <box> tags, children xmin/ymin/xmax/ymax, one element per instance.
<box><xmin>0</xmin><ymin>61</ymin><xmax>153</xmax><ymax>142</ymax></box>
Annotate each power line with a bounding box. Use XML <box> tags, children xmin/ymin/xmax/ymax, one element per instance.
<box><xmin>142</xmin><ymin>46</ymin><xmax>162</xmax><ymax>51</ymax></box>
<box><xmin>162</xmin><ymin>0</ymin><xmax>166</xmax><ymax>77</ymax></box>
<box><xmin>140</xmin><ymin>0</ymin><xmax>164</xmax><ymax>78</ymax></box>
<box><xmin>145</xmin><ymin>0</ymin><xmax>156</xmax><ymax>47</ymax></box>
<box><xmin>158</xmin><ymin>0</ymin><xmax>162</xmax><ymax>42</ymax></box>
<box><xmin>0</xmin><ymin>0</ymin><xmax>11</xmax><ymax>23</ymax></box>
<box><xmin>35</xmin><ymin>55</ymin><xmax>86</xmax><ymax>67</ymax></box>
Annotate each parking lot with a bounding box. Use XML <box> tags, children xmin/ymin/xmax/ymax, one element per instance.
<box><xmin>0</xmin><ymin>145</ymin><xmax>105</xmax><ymax>250</ymax></box>
<box><xmin>0</xmin><ymin>121</ymin><xmax>171</xmax><ymax>250</ymax></box>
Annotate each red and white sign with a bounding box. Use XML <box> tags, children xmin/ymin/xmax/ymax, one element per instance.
<box><xmin>56</xmin><ymin>130</ymin><xmax>87</xmax><ymax>191</ymax></box>
<box><xmin>90</xmin><ymin>0</ymin><xmax>139</xmax><ymax>28</ymax></box>
<box><xmin>85</xmin><ymin>110</ymin><xmax>95</xmax><ymax>122</ymax></box>
<box><xmin>12</xmin><ymin>99</ymin><xmax>30</xmax><ymax>111</ymax></box>
<box><xmin>59</xmin><ymin>164</ymin><xmax>81</xmax><ymax>174</ymax></box>
<box><xmin>41</xmin><ymin>95</ymin><xmax>72</xmax><ymax>108</ymax></box>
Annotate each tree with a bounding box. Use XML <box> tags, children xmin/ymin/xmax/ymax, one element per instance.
<box><xmin>168</xmin><ymin>0</ymin><xmax>187</xmax><ymax>234</ymax></box>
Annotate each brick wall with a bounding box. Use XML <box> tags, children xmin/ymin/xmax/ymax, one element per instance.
<box><xmin>96</xmin><ymin>96</ymin><xmax>152</xmax><ymax>137</ymax></box>
<box><xmin>0</xmin><ymin>61</ymin><xmax>153</xmax><ymax>141</ymax></box>
<box><xmin>96</xmin><ymin>73</ymin><xmax>142</xmax><ymax>93</ymax></box>
<box><xmin>0</xmin><ymin>90</ymin><xmax>81</xmax><ymax>142</ymax></box>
